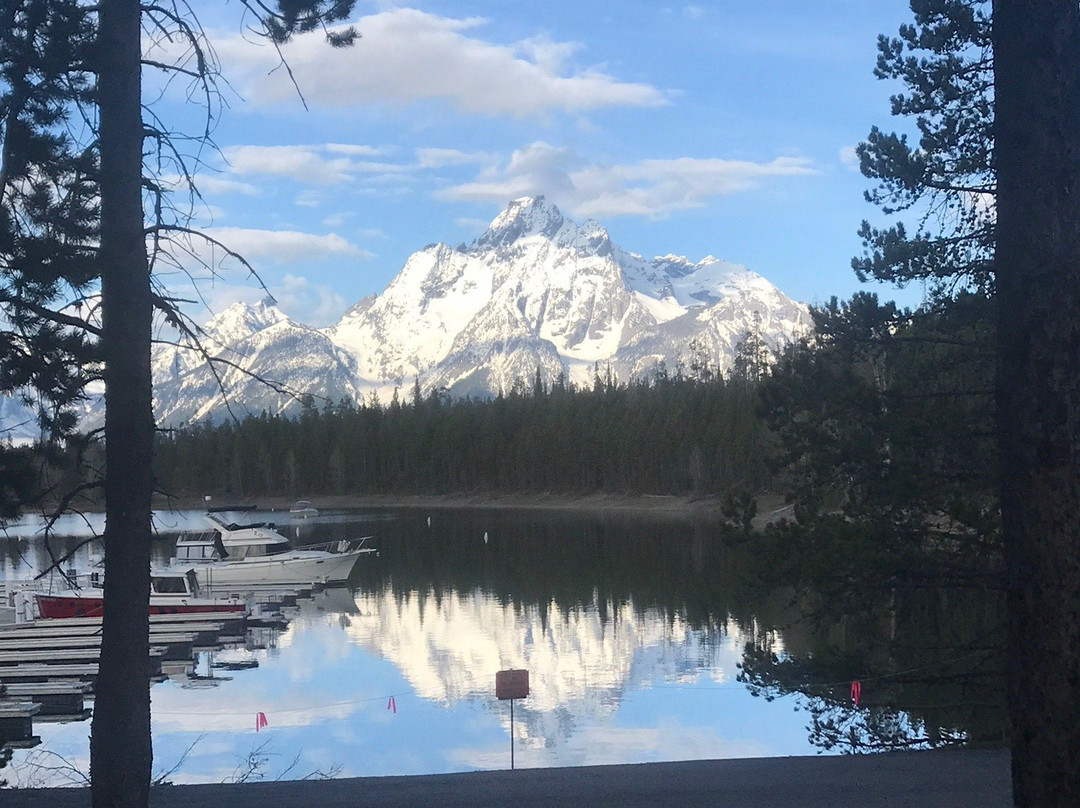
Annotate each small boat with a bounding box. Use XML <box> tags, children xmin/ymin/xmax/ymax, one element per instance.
<box><xmin>171</xmin><ymin>510</ymin><xmax>375</xmax><ymax>587</ymax></box>
<box><xmin>34</xmin><ymin>567</ymin><xmax>248</xmax><ymax>619</ymax></box>
<box><xmin>289</xmin><ymin>500</ymin><xmax>319</xmax><ymax>518</ymax></box>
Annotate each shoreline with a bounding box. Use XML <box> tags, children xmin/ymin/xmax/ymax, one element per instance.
<box><xmin>150</xmin><ymin>491</ymin><xmax>793</xmax><ymax>526</ymax></box>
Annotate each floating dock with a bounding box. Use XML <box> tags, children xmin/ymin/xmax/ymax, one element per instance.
<box><xmin>0</xmin><ymin>609</ymin><xmax>254</xmax><ymax>750</ymax></box>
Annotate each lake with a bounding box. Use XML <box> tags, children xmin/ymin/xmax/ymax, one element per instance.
<box><xmin>0</xmin><ymin>505</ymin><xmax>1005</xmax><ymax>787</ymax></box>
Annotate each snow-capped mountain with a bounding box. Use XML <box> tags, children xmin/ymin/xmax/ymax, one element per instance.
<box><xmin>72</xmin><ymin>297</ymin><xmax>364</xmax><ymax>430</ymax></box>
<box><xmin>17</xmin><ymin>196</ymin><xmax>812</xmax><ymax>432</ymax></box>
<box><xmin>325</xmin><ymin>196</ymin><xmax>811</xmax><ymax>400</ymax></box>
<box><xmin>149</xmin><ymin>297</ymin><xmax>365</xmax><ymax>425</ymax></box>
<box><xmin>0</xmin><ymin>394</ymin><xmax>42</xmax><ymax>445</ymax></box>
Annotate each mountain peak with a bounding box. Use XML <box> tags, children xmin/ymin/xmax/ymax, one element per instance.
<box><xmin>204</xmin><ymin>295</ymin><xmax>287</xmax><ymax>346</ymax></box>
<box><xmin>475</xmin><ymin>196</ymin><xmax>567</xmax><ymax>249</ymax></box>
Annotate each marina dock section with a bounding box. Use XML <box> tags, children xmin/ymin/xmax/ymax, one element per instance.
<box><xmin>0</xmin><ymin>609</ymin><xmax>257</xmax><ymax>750</ymax></box>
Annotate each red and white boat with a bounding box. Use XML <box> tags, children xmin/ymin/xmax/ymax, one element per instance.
<box><xmin>34</xmin><ymin>567</ymin><xmax>248</xmax><ymax>619</ymax></box>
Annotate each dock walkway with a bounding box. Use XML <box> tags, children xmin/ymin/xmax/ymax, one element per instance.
<box><xmin>5</xmin><ymin>748</ymin><xmax>1012</xmax><ymax>808</ymax></box>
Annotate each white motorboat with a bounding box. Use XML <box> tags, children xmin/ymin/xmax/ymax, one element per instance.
<box><xmin>171</xmin><ymin>510</ymin><xmax>375</xmax><ymax>587</ymax></box>
<box><xmin>289</xmin><ymin>500</ymin><xmax>319</xmax><ymax>518</ymax></box>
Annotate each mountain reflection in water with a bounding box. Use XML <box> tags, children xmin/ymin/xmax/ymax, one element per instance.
<box><xmin>1</xmin><ymin>506</ymin><xmax>1005</xmax><ymax>786</ymax></box>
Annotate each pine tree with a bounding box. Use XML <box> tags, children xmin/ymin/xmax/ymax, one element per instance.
<box><xmin>0</xmin><ymin>1</ymin><xmax>99</xmax><ymax>502</ymax></box>
<box><xmin>858</xmin><ymin>1</ymin><xmax>1080</xmax><ymax>802</ymax></box>
<box><xmin>92</xmin><ymin>4</ymin><xmax>156</xmax><ymax>802</ymax></box>
<box><xmin>855</xmin><ymin>0</ymin><xmax>993</xmax><ymax>298</ymax></box>
<box><xmin>91</xmin><ymin>3</ymin><xmax>359</xmax><ymax>806</ymax></box>
<box><xmin>994</xmin><ymin>2</ymin><xmax>1080</xmax><ymax>804</ymax></box>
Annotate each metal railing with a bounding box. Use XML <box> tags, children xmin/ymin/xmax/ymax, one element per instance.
<box><xmin>301</xmin><ymin>537</ymin><xmax>376</xmax><ymax>554</ymax></box>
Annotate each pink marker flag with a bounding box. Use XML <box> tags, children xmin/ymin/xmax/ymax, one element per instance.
<box><xmin>850</xmin><ymin>681</ymin><xmax>862</xmax><ymax>708</ymax></box>
<box><xmin>256</xmin><ymin>711</ymin><xmax>268</xmax><ymax>731</ymax></box>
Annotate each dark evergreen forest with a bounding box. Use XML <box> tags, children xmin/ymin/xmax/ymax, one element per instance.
<box><xmin>153</xmin><ymin>369</ymin><xmax>769</xmax><ymax>501</ymax></box>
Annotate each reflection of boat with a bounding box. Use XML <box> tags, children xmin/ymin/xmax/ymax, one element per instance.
<box><xmin>172</xmin><ymin>511</ymin><xmax>375</xmax><ymax>587</ymax></box>
<box><xmin>297</xmin><ymin>585</ymin><xmax>359</xmax><ymax>616</ymax></box>
<box><xmin>34</xmin><ymin>568</ymin><xmax>248</xmax><ymax>619</ymax></box>
<box><xmin>289</xmin><ymin>500</ymin><xmax>319</xmax><ymax>518</ymax></box>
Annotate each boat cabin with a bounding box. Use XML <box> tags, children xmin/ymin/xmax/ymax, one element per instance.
<box><xmin>66</xmin><ymin>567</ymin><xmax>201</xmax><ymax>595</ymax></box>
<box><xmin>152</xmin><ymin>568</ymin><xmax>202</xmax><ymax>596</ymax></box>
<box><xmin>174</xmin><ymin>518</ymin><xmax>295</xmax><ymax>563</ymax></box>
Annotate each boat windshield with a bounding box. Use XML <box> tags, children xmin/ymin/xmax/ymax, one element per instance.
<box><xmin>218</xmin><ymin>521</ymin><xmax>269</xmax><ymax>531</ymax></box>
<box><xmin>263</xmin><ymin>542</ymin><xmax>291</xmax><ymax>556</ymax></box>
<box><xmin>175</xmin><ymin>538</ymin><xmax>219</xmax><ymax>561</ymax></box>
<box><xmin>151</xmin><ymin>575</ymin><xmax>188</xmax><ymax>594</ymax></box>
<box><xmin>228</xmin><ymin>541</ymin><xmax>292</xmax><ymax>559</ymax></box>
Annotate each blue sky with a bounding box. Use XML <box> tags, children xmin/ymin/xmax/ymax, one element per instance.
<box><xmin>151</xmin><ymin>1</ymin><xmax>921</xmax><ymax>327</ymax></box>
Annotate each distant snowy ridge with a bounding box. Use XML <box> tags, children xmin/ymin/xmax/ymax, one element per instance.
<box><xmin>149</xmin><ymin>297</ymin><xmax>365</xmax><ymax>426</ymax></box>
<box><xmin>14</xmin><ymin>197</ymin><xmax>813</xmax><ymax>433</ymax></box>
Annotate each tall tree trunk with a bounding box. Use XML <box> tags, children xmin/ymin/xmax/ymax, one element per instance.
<box><xmin>993</xmin><ymin>2</ymin><xmax>1080</xmax><ymax>806</ymax></box>
<box><xmin>91</xmin><ymin>0</ymin><xmax>154</xmax><ymax>805</ymax></box>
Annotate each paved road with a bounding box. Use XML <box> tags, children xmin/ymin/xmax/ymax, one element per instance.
<box><xmin>6</xmin><ymin>749</ymin><xmax>1012</xmax><ymax>808</ymax></box>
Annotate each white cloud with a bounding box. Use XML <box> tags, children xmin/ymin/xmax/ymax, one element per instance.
<box><xmin>203</xmin><ymin>226</ymin><xmax>368</xmax><ymax>263</ymax></box>
<box><xmin>273</xmin><ymin>273</ymin><xmax>351</xmax><ymax>327</ymax></box>
<box><xmin>440</xmin><ymin>142</ymin><xmax>578</xmax><ymax>202</ymax></box>
<box><xmin>514</xmin><ymin>35</ymin><xmax>579</xmax><ymax>74</ymax></box>
<box><xmin>295</xmin><ymin>189</ymin><xmax>324</xmax><ymax>207</ymax></box>
<box><xmin>440</xmin><ymin>142</ymin><xmax>818</xmax><ymax>219</ymax></box>
<box><xmin>839</xmin><ymin>144</ymin><xmax>860</xmax><ymax>170</ymax></box>
<box><xmin>324</xmin><ymin>143</ymin><xmax>385</xmax><ymax>157</ymax></box>
<box><xmin>454</xmin><ymin>216</ymin><xmax>493</xmax><ymax>233</ymax></box>
<box><xmin>148</xmin><ymin>227</ymin><xmax>369</xmax><ymax>324</ymax></box>
<box><xmin>191</xmin><ymin>175</ymin><xmax>261</xmax><ymax>196</ymax></box>
<box><xmin>222</xmin><ymin>145</ymin><xmax>362</xmax><ymax>184</ymax></box>
<box><xmin>165</xmin><ymin>273</ymin><xmax>351</xmax><ymax>329</ymax></box>
<box><xmin>415</xmin><ymin>148</ymin><xmax>489</xmax><ymax>169</ymax></box>
<box><xmin>221</xmin><ymin>144</ymin><xmax>421</xmax><ymax>186</ymax></box>
<box><xmin>321</xmin><ymin>211</ymin><xmax>352</xmax><ymax>229</ymax></box>
<box><xmin>212</xmin><ymin>9</ymin><xmax>669</xmax><ymax>116</ymax></box>
<box><xmin>964</xmin><ymin>189</ymin><xmax>996</xmax><ymax>218</ymax></box>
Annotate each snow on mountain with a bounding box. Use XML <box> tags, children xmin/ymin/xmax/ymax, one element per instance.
<box><xmin>0</xmin><ymin>394</ymin><xmax>42</xmax><ymax>445</ymax></box>
<box><xmin>327</xmin><ymin>196</ymin><xmax>811</xmax><ymax>396</ymax></box>
<box><xmin>613</xmin><ymin>259</ymin><xmax>813</xmax><ymax>381</ymax></box>
<box><xmin>148</xmin><ymin>297</ymin><xmax>364</xmax><ymax>427</ymax></box>
<box><xmin>324</xmin><ymin>244</ymin><xmax>495</xmax><ymax>384</ymax></box>
<box><xmin>2</xmin><ymin>197</ymin><xmax>813</xmax><ymax>432</ymax></box>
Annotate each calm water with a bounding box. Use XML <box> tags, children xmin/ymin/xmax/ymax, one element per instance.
<box><xmin>0</xmin><ymin>506</ymin><xmax>1003</xmax><ymax>787</ymax></box>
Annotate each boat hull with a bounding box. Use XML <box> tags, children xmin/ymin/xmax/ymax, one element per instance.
<box><xmin>183</xmin><ymin>549</ymin><xmax>367</xmax><ymax>588</ymax></box>
<box><xmin>35</xmin><ymin>594</ymin><xmax>246</xmax><ymax>620</ymax></box>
